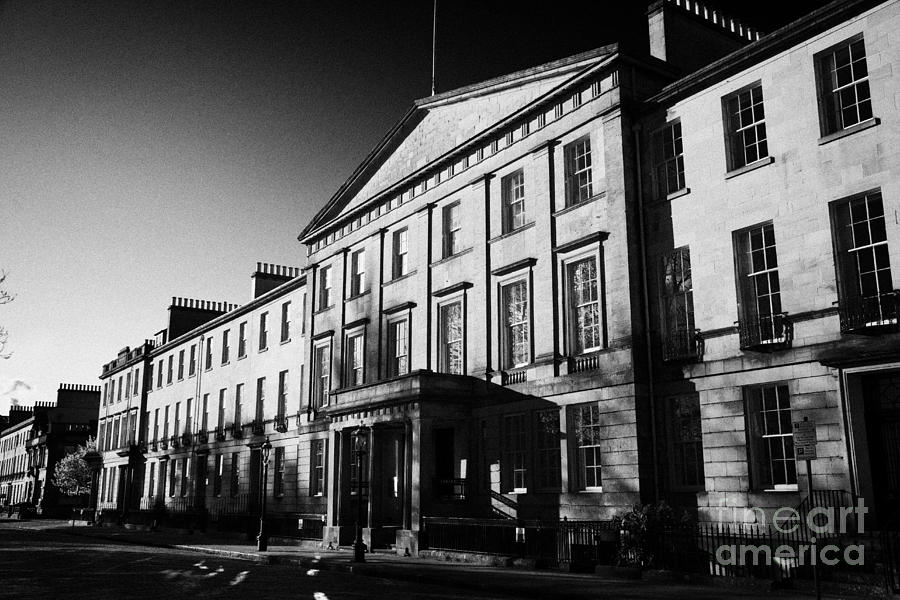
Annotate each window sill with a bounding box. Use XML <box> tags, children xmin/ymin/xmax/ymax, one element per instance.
<box><xmin>237</xmin><ymin>355</ymin><xmax>246</xmax><ymax>361</ymax></box>
<box><xmin>553</xmin><ymin>192</ymin><xmax>605</xmax><ymax>218</ymax></box>
<box><xmin>221</xmin><ymin>361</ymin><xmax>230</xmax><ymax>367</ymax></box>
<box><xmin>280</xmin><ymin>338</ymin><xmax>291</xmax><ymax>346</ymax></box>
<box><xmin>724</xmin><ymin>156</ymin><xmax>774</xmax><ymax>180</ymax></box>
<box><xmin>758</xmin><ymin>485</ymin><xmax>799</xmax><ymax>493</ymax></box>
<box><xmin>314</xmin><ymin>305</ymin><xmax>334</xmax><ymax>315</ymax></box>
<box><xmin>382</xmin><ymin>270</ymin><xmax>418</xmax><ymax>287</ymax></box>
<box><xmin>489</xmin><ymin>221</ymin><xmax>535</xmax><ymax>244</ymax></box>
<box><xmin>666</xmin><ymin>187</ymin><xmax>691</xmax><ymax>201</ymax></box>
<box><xmin>818</xmin><ymin>117</ymin><xmax>879</xmax><ymax>146</ymax></box>
<box><xmin>258</xmin><ymin>348</ymin><xmax>268</xmax><ymax>354</ymax></box>
<box><xmin>346</xmin><ymin>290</ymin><xmax>371</xmax><ymax>301</ymax></box>
<box><xmin>431</xmin><ymin>247</ymin><xmax>473</xmax><ymax>267</ymax></box>
<box><xmin>581</xmin><ymin>487</ymin><xmax>603</xmax><ymax>493</ymax></box>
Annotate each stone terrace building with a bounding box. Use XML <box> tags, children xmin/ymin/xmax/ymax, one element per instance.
<box><xmin>97</xmin><ymin>341</ymin><xmax>154</xmax><ymax>512</ymax></box>
<box><xmin>0</xmin><ymin>385</ymin><xmax>99</xmax><ymax>516</ymax></box>
<box><xmin>293</xmin><ymin>2</ymin><xmax>766</xmax><ymax>552</ymax></box>
<box><xmin>641</xmin><ymin>0</ymin><xmax>900</xmax><ymax>526</ymax></box>
<box><xmin>97</xmin><ymin>264</ymin><xmax>312</xmax><ymax>535</ymax></box>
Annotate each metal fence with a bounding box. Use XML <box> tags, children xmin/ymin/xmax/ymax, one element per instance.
<box><xmin>421</xmin><ymin>517</ymin><xmax>616</xmax><ymax>566</ymax></box>
<box><xmin>207</xmin><ymin>493</ymin><xmax>250</xmax><ymax>520</ymax></box>
<box><xmin>420</xmin><ymin>515</ymin><xmax>898</xmax><ymax>593</ymax></box>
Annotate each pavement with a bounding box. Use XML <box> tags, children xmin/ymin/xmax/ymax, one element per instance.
<box><xmin>0</xmin><ymin>518</ymin><xmax>876</xmax><ymax>600</ymax></box>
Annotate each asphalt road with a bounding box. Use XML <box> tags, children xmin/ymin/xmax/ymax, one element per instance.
<box><xmin>0</xmin><ymin>527</ymin><xmax>509</xmax><ymax>600</ymax></box>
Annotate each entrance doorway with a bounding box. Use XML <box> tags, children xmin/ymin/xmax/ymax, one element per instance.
<box><xmin>249</xmin><ymin>449</ymin><xmax>260</xmax><ymax>514</ymax></box>
<box><xmin>863</xmin><ymin>373</ymin><xmax>900</xmax><ymax>527</ymax></box>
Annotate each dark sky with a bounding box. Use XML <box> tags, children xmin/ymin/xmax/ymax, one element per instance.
<box><xmin>0</xmin><ymin>0</ymin><xmax>832</xmax><ymax>407</ymax></box>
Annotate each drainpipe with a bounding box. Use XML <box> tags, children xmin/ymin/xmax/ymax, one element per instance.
<box><xmin>632</xmin><ymin>122</ymin><xmax>660</xmax><ymax>503</ymax></box>
<box><xmin>194</xmin><ymin>335</ymin><xmax>204</xmax><ymax>510</ymax></box>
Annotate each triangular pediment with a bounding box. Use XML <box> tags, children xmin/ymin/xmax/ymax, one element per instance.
<box><xmin>301</xmin><ymin>46</ymin><xmax>616</xmax><ymax>241</ymax></box>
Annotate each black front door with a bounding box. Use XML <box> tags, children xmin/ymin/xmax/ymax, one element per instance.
<box><xmin>863</xmin><ymin>373</ymin><xmax>900</xmax><ymax>527</ymax></box>
<box><xmin>249</xmin><ymin>449</ymin><xmax>261</xmax><ymax>513</ymax></box>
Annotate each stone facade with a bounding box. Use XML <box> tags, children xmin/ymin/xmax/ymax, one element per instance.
<box><xmin>642</xmin><ymin>0</ymin><xmax>900</xmax><ymax>526</ymax></box>
<box><xmin>0</xmin><ymin>385</ymin><xmax>99</xmax><ymax>516</ymax></box>
<box><xmin>90</xmin><ymin>0</ymin><xmax>900</xmax><ymax>553</ymax></box>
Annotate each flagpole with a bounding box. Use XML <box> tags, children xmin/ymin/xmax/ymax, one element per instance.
<box><xmin>431</xmin><ymin>0</ymin><xmax>437</xmax><ymax>96</ymax></box>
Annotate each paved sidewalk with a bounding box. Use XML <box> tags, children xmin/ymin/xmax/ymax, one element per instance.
<box><xmin>0</xmin><ymin>519</ymin><xmax>851</xmax><ymax>599</ymax></box>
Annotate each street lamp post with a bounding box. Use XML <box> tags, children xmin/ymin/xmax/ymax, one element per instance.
<box><xmin>257</xmin><ymin>437</ymin><xmax>272</xmax><ymax>552</ymax></box>
<box><xmin>352</xmin><ymin>425</ymin><xmax>368</xmax><ymax>563</ymax></box>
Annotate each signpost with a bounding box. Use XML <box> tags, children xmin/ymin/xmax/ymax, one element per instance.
<box><xmin>793</xmin><ymin>416</ymin><xmax>820</xmax><ymax>600</ymax></box>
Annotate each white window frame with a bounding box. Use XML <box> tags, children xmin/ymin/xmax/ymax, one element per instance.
<box><xmin>499</xmin><ymin>277</ymin><xmax>531</xmax><ymax>369</ymax></box>
<box><xmin>442</xmin><ymin>201</ymin><xmax>462</xmax><ymax>258</ymax></box>
<box><xmin>350</xmin><ymin>248</ymin><xmax>366</xmax><ymax>297</ymax></box>
<box><xmin>312</xmin><ymin>340</ymin><xmax>332</xmax><ymax>408</ymax></box>
<box><xmin>387</xmin><ymin>316</ymin><xmax>410</xmax><ymax>377</ymax></box>
<box><xmin>344</xmin><ymin>329</ymin><xmax>365</xmax><ymax>387</ymax></box>
<box><xmin>438</xmin><ymin>299</ymin><xmax>464</xmax><ymax>375</ymax></box>
<box><xmin>564</xmin><ymin>135</ymin><xmax>593</xmax><ymax>206</ymax></box>
<box><xmin>501</xmin><ymin>169</ymin><xmax>526</xmax><ymax>233</ymax></box>
<box><xmin>564</xmin><ymin>253</ymin><xmax>603</xmax><ymax>355</ymax></box>
<box><xmin>392</xmin><ymin>228</ymin><xmax>409</xmax><ymax>279</ymax></box>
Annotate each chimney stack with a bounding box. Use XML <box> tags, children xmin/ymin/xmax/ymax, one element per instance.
<box><xmin>251</xmin><ymin>262</ymin><xmax>300</xmax><ymax>299</ymax></box>
<box><xmin>647</xmin><ymin>0</ymin><xmax>760</xmax><ymax>74</ymax></box>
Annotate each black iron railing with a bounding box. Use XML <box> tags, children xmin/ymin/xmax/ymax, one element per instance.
<box><xmin>434</xmin><ymin>478</ymin><xmax>467</xmax><ymax>501</ymax></box>
<box><xmin>251</xmin><ymin>419</ymin><xmax>265</xmax><ymax>436</ymax></box>
<box><xmin>230</xmin><ymin>423</ymin><xmax>243</xmax><ymax>439</ymax></box>
<box><xmin>274</xmin><ymin>414</ymin><xmax>289</xmax><ymax>433</ymax></box>
<box><xmin>838</xmin><ymin>292</ymin><xmax>900</xmax><ymax>333</ymax></box>
<box><xmin>662</xmin><ymin>328</ymin><xmax>704</xmax><ymax>362</ymax></box>
<box><xmin>170</xmin><ymin>435</ymin><xmax>180</xmax><ymax>449</ymax></box>
<box><xmin>181</xmin><ymin>433</ymin><xmax>192</xmax><ymax>446</ymax></box>
<box><xmin>214</xmin><ymin>427</ymin><xmax>226</xmax><ymax>442</ymax></box>
<box><xmin>207</xmin><ymin>493</ymin><xmax>250</xmax><ymax>520</ymax></box>
<box><xmin>195</xmin><ymin>430</ymin><xmax>209</xmax><ymax>444</ymax></box>
<box><xmin>421</xmin><ymin>517</ymin><xmax>615</xmax><ymax>565</ymax></box>
<box><xmin>737</xmin><ymin>312</ymin><xmax>792</xmax><ymax>351</ymax></box>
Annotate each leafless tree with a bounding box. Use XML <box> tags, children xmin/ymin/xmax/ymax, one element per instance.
<box><xmin>0</xmin><ymin>270</ymin><xmax>15</xmax><ymax>359</ymax></box>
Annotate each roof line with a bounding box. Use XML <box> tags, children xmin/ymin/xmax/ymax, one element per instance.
<box><xmin>299</xmin><ymin>45</ymin><xmax>619</xmax><ymax>242</ymax></box>
<box><xmin>648</xmin><ymin>0</ymin><xmax>878</xmax><ymax>104</ymax></box>
<box><xmin>414</xmin><ymin>44</ymin><xmax>618</xmax><ymax>108</ymax></box>
<box><xmin>299</xmin><ymin>105</ymin><xmax>419</xmax><ymax>241</ymax></box>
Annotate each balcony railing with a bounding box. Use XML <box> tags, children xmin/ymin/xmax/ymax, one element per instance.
<box><xmin>150</xmin><ymin>440</ymin><xmax>158</xmax><ymax>452</ymax></box>
<box><xmin>737</xmin><ymin>312</ymin><xmax>792</xmax><ymax>352</ymax></box>
<box><xmin>230</xmin><ymin>423</ymin><xmax>243</xmax><ymax>439</ymax></box>
<box><xmin>160</xmin><ymin>437</ymin><xmax>169</xmax><ymax>450</ymax></box>
<box><xmin>170</xmin><ymin>435</ymin><xmax>180</xmax><ymax>449</ymax></box>
<box><xmin>250</xmin><ymin>419</ymin><xmax>265</xmax><ymax>436</ymax></box>
<box><xmin>195</xmin><ymin>430</ymin><xmax>209</xmax><ymax>445</ymax></box>
<box><xmin>435</xmin><ymin>477</ymin><xmax>467</xmax><ymax>501</ymax></box>
<box><xmin>274</xmin><ymin>414</ymin><xmax>289</xmax><ymax>433</ymax></box>
<box><xmin>570</xmin><ymin>353</ymin><xmax>601</xmax><ymax>373</ymax></box>
<box><xmin>214</xmin><ymin>427</ymin><xmax>226</xmax><ymax>442</ymax></box>
<box><xmin>837</xmin><ymin>292</ymin><xmax>900</xmax><ymax>333</ymax></box>
<box><xmin>181</xmin><ymin>433</ymin><xmax>192</xmax><ymax>446</ymax></box>
<box><xmin>662</xmin><ymin>328</ymin><xmax>704</xmax><ymax>362</ymax></box>
<box><xmin>501</xmin><ymin>369</ymin><xmax>527</xmax><ymax>385</ymax></box>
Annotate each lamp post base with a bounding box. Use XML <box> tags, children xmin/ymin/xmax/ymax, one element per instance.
<box><xmin>353</xmin><ymin>539</ymin><xmax>366</xmax><ymax>562</ymax></box>
<box><xmin>257</xmin><ymin>521</ymin><xmax>268</xmax><ymax>552</ymax></box>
